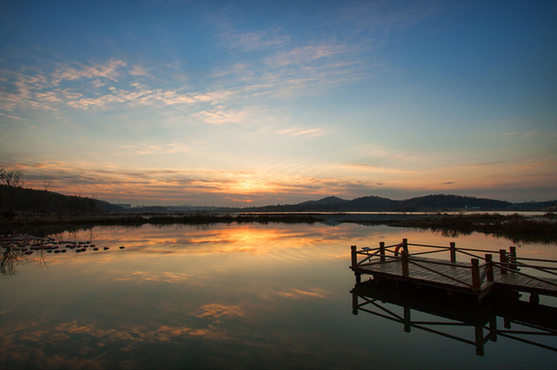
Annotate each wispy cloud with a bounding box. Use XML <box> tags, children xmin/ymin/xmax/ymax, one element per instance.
<box><xmin>276</xmin><ymin>127</ymin><xmax>324</xmax><ymax>137</ymax></box>
<box><xmin>194</xmin><ymin>109</ymin><xmax>247</xmax><ymax>125</ymax></box>
<box><xmin>1</xmin><ymin>41</ymin><xmax>368</xmax><ymax>119</ymax></box>
<box><xmin>264</xmin><ymin>44</ymin><xmax>346</xmax><ymax>67</ymax></box>
<box><xmin>52</xmin><ymin>59</ymin><xmax>127</xmax><ymax>85</ymax></box>
<box><xmin>0</xmin><ymin>60</ymin><xmax>231</xmax><ymax>114</ymax></box>
<box><xmin>5</xmin><ymin>156</ymin><xmax>557</xmax><ymax>204</ymax></box>
<box><xmin>121</xmin><ymin>143</ymin><xmax>190</xmax><ymax>155</ymax></box>
<box><xmin>221</xmin><ymin>29</ymin><xmax>289</xmax><ymax>51</ymax></box>
<box><xmin>91</xmin><ymin>79</ymin><xmax>105</xmax><ymax>88</ymax></box>
<box><xmin>65</xmin><ymin>85</ymin><xmax>233</xmax><ymax>110</ymax></box>
<box><xmin>129</xmin><ymin>65</ymin><xmax>149</xmax><ymax>76</ymax></box>
<box><xmin>0</xmin><ymin>112</ymin><xmax>23</xmax><ymax>120</ymax></box>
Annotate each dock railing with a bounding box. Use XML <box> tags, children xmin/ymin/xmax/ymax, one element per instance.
<box><xmin>351</xmin><ymin>239</ymin><xmax>557</xmax><ymax>295</ymax></box>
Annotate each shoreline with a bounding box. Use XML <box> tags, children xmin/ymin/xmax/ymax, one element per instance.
<box><xmin>1</xmin><ymin>212</ymin><xmax>556</xmax><ymax>243</ymax></box>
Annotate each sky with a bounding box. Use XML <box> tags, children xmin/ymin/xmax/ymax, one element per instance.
<box><xmin>1</xmin><ymin>0</ymin><xmax>556</xmax><ymax>206</ymax></box>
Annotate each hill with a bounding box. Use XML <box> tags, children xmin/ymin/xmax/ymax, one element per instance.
<box><xmin>0</xmin><ymin>185</ymin><xmax>122</xmax><ymax>216</ymax></box>
<box><xmin>244</xmin><ymin>194</ymin><xmax>556</xmax><ymax>212</ymax></box>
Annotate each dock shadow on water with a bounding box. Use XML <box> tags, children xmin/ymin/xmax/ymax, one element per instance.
<box><xmin>351</xmin><ymin>279</ymin><xmax>557</xmax><ymax>357</ymax></box>
<box><xmin>1</xmin><ymin>223</ymin><xmax>557</xmax><ymax>369</ymax></box>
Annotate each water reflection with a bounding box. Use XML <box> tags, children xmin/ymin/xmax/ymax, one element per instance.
<box><xmin>1</xmin><ymin>223</ymin><xmax>557</xmax><ymax>369</ymax></box>
<box><xmin>351</xmin><ymin>279</ymin><xmax>557</xmax><ymax>356</ymax></box>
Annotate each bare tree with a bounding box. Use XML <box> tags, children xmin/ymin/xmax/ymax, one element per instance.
<box><xmin>0</xmin><ymin>168</ymin><xmax>23</xmax><ymax>187</ymax></box>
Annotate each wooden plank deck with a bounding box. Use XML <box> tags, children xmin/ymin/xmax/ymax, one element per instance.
<box><xmin>354</xmin><ymin>256</ymin><xmax>557</xmax><ymax>297</ymax></box>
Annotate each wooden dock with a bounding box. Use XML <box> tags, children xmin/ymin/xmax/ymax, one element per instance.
<box><xmin>350</xmin><ymin>239</ymin><xmax>557</xmax><ymax>302</ymax></box>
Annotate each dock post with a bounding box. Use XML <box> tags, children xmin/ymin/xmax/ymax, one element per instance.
<box><xmin>499</xmin><ymin>250</ymin><xmax>508</xmax><ymax>275</ymax></box>
<box><xmin>450</xmin><ymin>242</ymin><xmax>456</xmax><ymax>263</ymax></box>
<box><xmin>402</xmin><ymin>238</ymin><xmax>408</xmax><ymax>255</ymax></box>
<box><xmin>379</xmin><ymin>242</ymin><xmax>385</xmax><ymax>262</ymax></box>
<box><xmin>509</xmin><ymin>246</ymin><xmax>517</xmax><ymax>271</ymax></box>
<box><xmin>485</xmin><ymin>254</ymin><xmax>494</xmax><ymax>282</ymax></box>
<box><xmin>351</xmin><ymin>245</ymin><xmax>357</xmax><ymax>269</ymax></box>
<box><xmin>471</xmin><ymin>258</ymin><xmax>480</xmax><ymax>291</ymax></box>
<box><xmin>475</xmin><ymin>325</ymin><xmax>484</xmax><ymax>356</ymax></box>
<box><xmin>403</xmin><ymin>306</ymin><xmax>411</xmax><ymax>333</ymax></box>
<box><xmin>401</xmin><ymin>250</ymin><xmax>409</xmax><ymax>278</ymax></box>
<box><xmin>352</xmin><ymin>290</ymin><xmax>358</xmax><ymax>315</ymax></box>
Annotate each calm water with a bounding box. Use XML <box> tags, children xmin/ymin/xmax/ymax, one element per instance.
<box><xmin>1</xmin><ymin>223</ymin><xmax>556</xmax><ymax>369</ymax></box>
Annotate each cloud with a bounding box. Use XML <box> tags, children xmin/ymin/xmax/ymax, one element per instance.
<box><xmin>0</xmin><ymin>60</ymin><xmax>230</xmax><ymax>113</ymax></box>
<box><xmin>194</xmin><ymin>109</ymin><xmax>247</xmax><ymax>125</ymax></box>
<box><xmin>276</xmin><ymin>127</ymin><xmax>324</xmax><ymax>137</ymax></box>
<box><xmin>129</xmin><ymin>65</ymin><xmax>149</xmax><ymax>76</ymax></box>
<box><xmin>34</xmin><ymin>91</ymin><xmax>61</xmax><ymax>103</ymax></box>
<box><xmin>0</xmin><ymin>71</ymin><xmax>51</xmax><ymax>112</ymax></box>
<box><xmin>221</xmin><ymin>29</ymin><xmax>289</xmax><ymax>51</ymax></box>
<box><xmin>336</xmin><ymin>163</ymin><xmax>416</xmax><ymax>175</ymax></box>
<box><xmin>64</xmin><ymin>85</ymin><xmax>233</xmax><ymax>110</ymax></box>
<box><xmin>7</xmin><ymin>154</ymin><xmax>557</xmax><ymax>206</ymax></box>
<box><xmin>265</xmin><ymin>44</ymin><xmax>346</xmax><ymax>68</ymax></box>
<box><xmin>1</xmin><ymin>44</ymin><xmax>367</xmax><ymax>115</ymax></box>
<box><xmin>211</xmin><ymin>63</ymin><xmax>253</xmax><ymax>80</ymax></box>
<box><xmin>0</xmin><ymin>112</ymin><xmax>22</xmax><ymax>120</ymax></box>
<box><xmin>121</xmin><ymin>143</ymin><xmax>190</xmax><ymax>155</ymax></box>
<box><xmin>52</xmin><ymin>59</ymin><xmax>126</xmax><ymax>85</ymax></box>
<box><xmin>91</xmin><ymin>79</ymin><xmax>105</xmax><ymax>88</ymax></box>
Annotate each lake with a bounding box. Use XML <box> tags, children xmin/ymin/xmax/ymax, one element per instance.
<box><xmin>1</xmin><ymin>223</ymin><xmax>556</xmax><ymax>369</ymax></box>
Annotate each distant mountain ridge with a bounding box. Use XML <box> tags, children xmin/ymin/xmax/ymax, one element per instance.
<box><xmin>3</xmin><ymin>186</ymin><xmax>555</xmax><ymax>216</ymax></box>
<box><xmin>243</xmin><ymin>194</ymin><xmax>557</xmax><ymax>212</ymax></box>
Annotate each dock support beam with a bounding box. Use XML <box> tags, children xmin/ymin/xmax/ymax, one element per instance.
<box><xmin>379</xmin><ymin>242</ymin><xmax>385</xmax><ymax>262</ymax></box>
<box><xmin>450</xmin><ymin>242</ymin><xmax>456</xmax><ymax>263</ymax></box>
<box><xmin>351</xmin><ymin>245</ymin><xmax>357</xmax><ymax>269</ymax></box>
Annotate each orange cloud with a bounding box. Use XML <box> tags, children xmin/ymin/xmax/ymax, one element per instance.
<box><xmin>7</xmin><ymin>156</ymin><xmax>557</xmax><ymax>206</ymax></box>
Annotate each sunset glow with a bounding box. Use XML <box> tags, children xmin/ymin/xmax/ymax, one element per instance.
<box><xmin>1</xmin><ymin>1</ymin><xmax>556</xmax><ymax>205</ymax></box>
